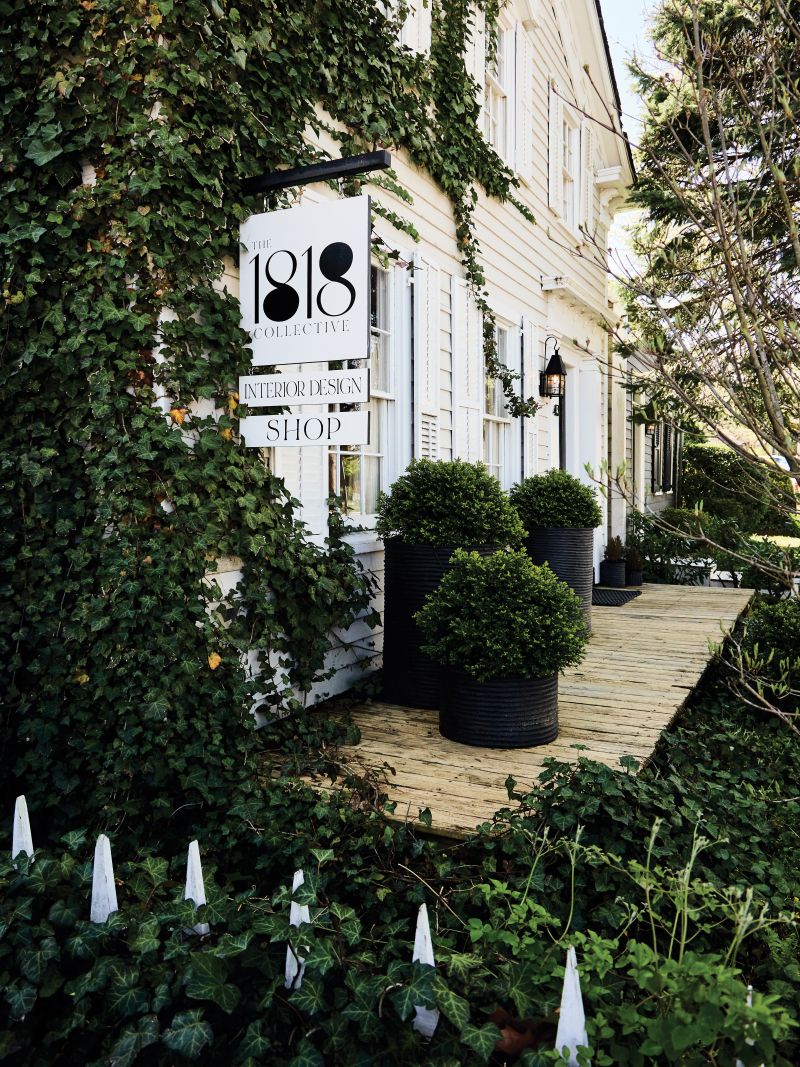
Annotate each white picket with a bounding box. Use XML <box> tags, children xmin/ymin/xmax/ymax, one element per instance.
<box><xmin>284</xmin><ymin>869</ymin><xmax>310</xmax><ymax>990</ymax></box>
<box><xmin>11</xmin><ymin>795</ymin><xmax>33</xmax><ymax>865</ymax></box>
<box><xmin>412</xmin><ymin>903</ymin><xmax>440</xmax><ymax>1039</ymax></box>
<box><xmin>555</xmin><ymin>947</ymin><xmax>590</xmax><ymax>1066</ymax></box>
<box><xmin>735</xmin><ymin>985</ymin><xmax>762</xmax><ymax>1067</ymax></box>
<box><xmin>184</xmin><ymin>840</ymin><xmax>210</xmax><ymax>935</ymax></box>
<box><xmin>90</xmin><ymin>834</ymin><xmax>118</xmax><ymax>924</ymax></box>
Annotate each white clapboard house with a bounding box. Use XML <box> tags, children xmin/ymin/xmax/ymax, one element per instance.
<box><xmin>218</xmin><ymin>0</ymin><xmax>635</xmax><ymax>700</ymax></box>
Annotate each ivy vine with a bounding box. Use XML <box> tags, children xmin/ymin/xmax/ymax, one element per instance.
<box><xmin>0</xmin><ymin>0</ymin><xmax>538</xmax><ymax>840</ymax></box>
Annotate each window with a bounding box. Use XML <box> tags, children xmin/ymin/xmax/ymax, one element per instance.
<box><xmin>651</xmin><ymin>421</ymin><xmax>676</xmax><ymax>495</ymax></box>
<box><xmin>328</xmin><ymin>266</ymin><xmax>394</xmax><ymax>518</ymax></box>
<box><xmin>483</xmin><ymin>325</ymin><xmax>510</xmax><ymax>484</ymax></box>
<box><xmin>561</xmin><ymin>111</ymin><xmax>580</xmax><ymax>231</ymax></box>
<box><xmin>484</xmin><ymin>24</ymin><xmax>509</xmax><ymax>159</ymax></box>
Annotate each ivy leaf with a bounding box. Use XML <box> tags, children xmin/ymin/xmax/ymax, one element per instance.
<box><xmin>108</xmin><ymin>1015</ymin><xmax>159</xmax><ymax>1067</ymax></box>
<box><xmin>162</xmin><ymin>1009</ymin><xmax>213</xmax><ymax>1059</ymax></box>
<box><xmin>460</xmin><ymin>1021</ymin><xmax>501</xmax><ymax>1060</ymax></box>
<box><xmin>5</xmin><ymin>982</ymin><xmax>36</xmax><ymax>1019</ymax></box>
<box><xmin>287</xmin><ymin>1037</ymin><xmax>325</xmax><ymax>1067</ymax></box>
<box><xmin>131</xmin><ymin>916</ymin><xmax>161</xmax><ymax>955</ymax></box>
<box><xmin>290</xmin><ymin>973</ymin><xmax>327</xmax><ymax>1016</ymax></box>
<box><xmin>108</xmin><ymin>964</ymin><xmax>150</xmax><ymax>1018</ymax></box>
<box><xmin>25</xmin><ymin>138</ymin><xmax>63</xmax><ymax>166</ymax></box>
<box><xmin>185</xmin><ymin>953</ymin><xmax>240</xmax><ymax>1013</ymax></box>
<box><xmin>235</xmin><ymin>1020</ymin><xmax>271</xmax><ymax>1060</ymax></box>
<box><xmin>433</xmin><ymin>975</ymin><xmax>470</xmax><ymax>1029</ymax></box>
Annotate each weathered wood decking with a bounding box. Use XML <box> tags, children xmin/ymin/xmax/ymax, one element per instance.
<box><xmin>321</xmin><ymin>584</ymin><xmax>753</xmax><ymax>839</ymax></box>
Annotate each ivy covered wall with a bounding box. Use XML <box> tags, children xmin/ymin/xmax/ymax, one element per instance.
<box><xmin>0</xmin><ymin>0</ymin><xmax>531</xmax><ymax>838</ymax></box>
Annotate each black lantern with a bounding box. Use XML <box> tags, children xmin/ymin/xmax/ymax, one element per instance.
<box><xmin>539</xmin><ymin>336</ymin><xmax>567</xmax><ymax>400</ymax></box>
<box><xmin>644</xmin><ymin>421</ymin><xmax>657</xmax><ymax>437</ymax></box>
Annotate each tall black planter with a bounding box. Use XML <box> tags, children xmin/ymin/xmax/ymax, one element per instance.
<box><xmin>439</xmin><ymin>670</ymin><xmax>558</xmax><ymax>748</ymax></box>
<box><xmin>524</xmin><ymin>527</ymin><xmax>594</xmax><ymax>632</ymax></box>
<box><xmin>382</xmin><ymin>541</ymin><xmax>497</xmax><ymax>709</ymax></box>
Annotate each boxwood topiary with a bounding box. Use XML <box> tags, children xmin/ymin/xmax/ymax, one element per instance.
<box><xmin>415</xmin><ymin>548</ymin><xmax>588</xmax><ymax>682</ymax></box>
<box><xmin>376</xmin><ymin>459</ymin><xmax>525</xmax><ymax>547</ymax></box>
<box><xmin>510</xmin><ymin>470</ymin><xmax>602</xmax><ymax>531</ymax></box>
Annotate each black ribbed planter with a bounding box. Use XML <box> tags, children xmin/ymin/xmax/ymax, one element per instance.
<box><xmin>382</xmin><ymin>541</ymin><xmax>497</xmax><ymax>709</ymax></box>
<box><xmin>439</xmin><ymin>670</ymin><xmax>558</xmax><ymax>748</ymax></box>
<box><xmin>599</xmin><ymin>560</ymin><xmax>626</xmax><ymax>587</ymax></box>
<box><xmin>524</xmin><ymin>527</ymin><xmax>594</xmax><ymax>632</ymax></box>
<box><xmin>625</xmin><ymin>566</ymin><xmax>643</xmax><ymax>587</ymax></box>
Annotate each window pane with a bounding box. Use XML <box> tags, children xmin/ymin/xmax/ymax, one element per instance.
<box><xmin>362</xmin><ymin>455</ymin><xmax>381</xmax><ymax>514</ymax></box>
<box><xmin>340</xmin><ymin>453</ymin><xmax>362</xmax><ymax>513</ymax></box>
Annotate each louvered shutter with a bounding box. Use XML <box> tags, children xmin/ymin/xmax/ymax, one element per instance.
<box><xmin>515</xmin><ymin>27</ymin><xmax>534</xmax><ymax>182</ymax></box>
<box><xmin>452</xmin><ymin>278</ymin><xmax>483</xmax><ymax>462</ymax></box>
<box><xmin>413</xmin><ymin>254</ymin><xmax>440</xmax><ymax>459</ymax></box>
<box><xmin>403</xmin><ymin>0</ymin><xmax>432</xmax><ymax>53</ymax></box>
<box><xmin>548</xmin><ymin>80</ymin><xmax>563</xmax><ymax>214</ymax></box>
<box><xmin>275</xmin><ymin>429</ymin><xmax>328</xmax><ymax>539</ymax></box>
<box><xmin>580</xmin><ymin>119</ymin><xmax>596</xmax><ymax>234</ymax></box>
<box><xmin>521</xmin><ymin>316</ymin><xmax>539</xmax><ymax>476</ymax></box>
<box><xmin>465</xmin><ymin>5</ymin><xmax>486</xmax><ymax>114</ymax></box>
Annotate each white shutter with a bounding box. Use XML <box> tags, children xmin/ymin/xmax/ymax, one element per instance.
<box><xmin>452</xmin><ymin>278</ymin><xmax>483</xmax><ymax>462</ymax></box>
<box><xmin>403</xmin><ymin>0</ymin><xmax>432</xmax><ymax>53</ymax></box>
<box><xmin>522</xmin><ymin>316</ymin><xmax>539</xmax><ymax>477</ymax></box>
<box><xmin>548</xmin><ymin>80</ymin><xmax>564</xmax><ymax>214</ymax></box>
<box><xmin>275</xmin><ymin>425</ymin><xmax>328</xmax><ymax>539</ymax></box>
<box><xmin>465</xmin><ymin>5</ymin><xmax>486</xmax><ymax>113</ymax></box>
<box><xmin>413</xmin><ymin>254</ymin><xmax>440</xmax><ymax>459</ymax></box>
<box><xmin>514</xmin><ymin>26</ymin><xmax>534</xmax><ymax>182</ymax></box>
<box><xmin>580</xmin><ymin>120</ymin><xmax>596</xmax><ymax>234</ymax></box>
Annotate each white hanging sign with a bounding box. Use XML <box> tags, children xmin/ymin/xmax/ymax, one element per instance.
<box><xmin>239</xmin><ymin>368</ymin><xmax>369</xmax><ymax>407</ymax></box>
<box><xmin>240</xmin><ymin>195</ymin><xmax>371</xmax><ymax>366</ymax></box>
<box><xmin>240</xmin><ymin>411</ymin><xmax>369</xmax><ymax>448</ymax></box>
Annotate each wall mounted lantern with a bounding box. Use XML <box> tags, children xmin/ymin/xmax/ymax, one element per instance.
<box><xmin>539</xmin><ymin>336</ymin><xmax>567</xmax><ymax>403</ymax></box>
<box><xmin>644</xmin><ymin>421</ymin><xmax>657</xmax><ymax>437</ymax></box>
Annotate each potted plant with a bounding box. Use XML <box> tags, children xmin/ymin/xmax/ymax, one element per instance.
<box><xmin>376</xmin><ymin>459</ymin><xmax>525</xmax><ymax>709</ymax></box>
<box><xmin>509</xmin><ymin>470</ymin><xmax>602</xmax><ymax>630</ymax></box>
<box><xmin>415</xmin><ymin>549</ymin><xmax>588</xmax><ymax>747</ymax></box>
<box><xmin>625</xmin><ymin>544</ymin><xmax>644</xmax><ymax>587</ymax></box>
<box><xmin>599</xmin><ymin>535</ymin><xmax>626</xmax><ymax>587</ymax></box>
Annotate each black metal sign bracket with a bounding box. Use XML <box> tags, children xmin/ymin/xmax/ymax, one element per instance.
<box><xmin>241</xmin><ymin>150</ymin><xmax>392</xmax><ymax>197</ymax></box>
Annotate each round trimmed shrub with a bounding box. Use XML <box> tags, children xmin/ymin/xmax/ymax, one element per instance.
<box><xmin>415</xmin><ymin>548</ymin><xmax>588</xmax><ymax>682</ymax></box>
<box><xmin>376</xmin><ymin>459</ymin><xmax>525</xmax><ymax>547</ymax></box>
<box><xmin>510</xmin><ymin>470</ymin><xmax>602</xmax><ymax>531</ymax></box>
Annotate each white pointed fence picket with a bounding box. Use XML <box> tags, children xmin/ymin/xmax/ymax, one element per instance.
<box><xmin>6</xmin><ymin>796</ymin><xmax>755</xmax><ymax>1061</ymax></box>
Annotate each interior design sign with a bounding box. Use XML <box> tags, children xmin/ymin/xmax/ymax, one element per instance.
<box><xmin>239</xmin><ymin>368</ymin><xmax>369</xmax><ymax>407</ymax></box>
<box><xmin>240</xmin><ymin>195</ymin><xmax>371</xmax><ymax>366</ymax></box>
<box><xmin>240</xmin><ymin>412</ymin><xmax>369</xmax><ymax>448</ymax></box>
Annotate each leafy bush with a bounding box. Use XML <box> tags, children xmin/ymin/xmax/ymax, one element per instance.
<box><xmin>630</xmin><ymin>508</ymin><xmax>721</xmax><ymax>585</ymax></box>
<box><xmin>681</xmin><ymin>441</ymin><xmax>795</xmax><ymax>534</ymax></box>
<box><xmin>742</xmin><ymin>598</ymin><xmax>800</xmax><ymax>699</ymax></box>
<box><xmin>604</xmin><ymin>535</ymin><xmax>624</xmax><ymax>561</ymax></box>
<box><xmin>415</xmin><ymin>549</ymin><xmax>587</xmax><ymax>682</ymax></box>
<box><xmin>376</xmin><ymin>460</ymin><xmax>525</xmax><ymax>547</ymax></box>
<box><xmin>510</xmin><ymin>470</ymin><xmax>602</xmax><ymax>531</ymax></box>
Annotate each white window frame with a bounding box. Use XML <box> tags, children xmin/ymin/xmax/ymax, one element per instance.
<box><xmin>328</xmin><ymin>263</ymin><xmax>397</xmax><ymax>525</ymax></box>
<box><xmin>483</xmin><ymin>19</ymin><xmax>514</xmax><ymax>163</ymax></box>
<box><xmin>561</xmin><ymin>106</ymin><xmax>581</xmax><ymax>233</ymax></box>
<box><xmin>483</xmin><ymin>322</ymin><xmax>513</xmax><ymax>487</ymax></box>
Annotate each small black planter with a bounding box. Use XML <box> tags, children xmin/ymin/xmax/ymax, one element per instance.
<box><xmin>524</xmin><ymin>527</ymin><xmax>594</xmax><ymax>632</ymax></box>
<box><xmin>625</xmin><ymin>567</ymin><xmax>643</xmax><ymax>587</ymax></box>
<box><xmin>439</xmin><ymin>670</ymin><xmax>558</xmax><ymax>748</ymax></box>
<box><xmin>382</xmin><ymin>541</ymin><xmax>497</xmax><ymax>709</ymax></box>
<box><xmin>598</xmin><ymin>559</ymin><xmax>626</xmax><ymax>587</ymax></box>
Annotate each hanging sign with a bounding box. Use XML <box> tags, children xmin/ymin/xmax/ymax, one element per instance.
<box><xmin>240</xmin><ymin>195</ymin><xmax>371</xmax><ymax>366</ymax></box>
<box><xmin>240</xmin><ymin>411</ymin><xmax>369</xmax><ymax>448</ymax></box>
<box><xmin>239</xmin><ymin>368</ymin><xmax>369</xmax><ymax>407</ymax></box>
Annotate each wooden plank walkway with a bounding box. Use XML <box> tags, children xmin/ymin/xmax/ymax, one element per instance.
<box><xmin>326</xmin><ymin>584</ymin><xmax>753</xmax><ymax>839</ymax></box>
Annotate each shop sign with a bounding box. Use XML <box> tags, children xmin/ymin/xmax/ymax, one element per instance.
<box><xmin>240</xmin><ymin>411</ymin><xmax>369</xmax><ymax>448</ymax></box>
<box><xmin>240</xmin><ymin>195</ymin><xmax>370</xmax><ymax>366</ymax></box>
<box><xmin>238</xmin><ymin>368</ymin><xmax>369</xmax><ymax>407</ymax></box>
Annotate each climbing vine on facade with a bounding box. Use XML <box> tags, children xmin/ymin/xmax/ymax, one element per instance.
<box><xmin>0</xmin><ymin>0</ymin><xmax>536</xmax><ymax>837</ymax></box>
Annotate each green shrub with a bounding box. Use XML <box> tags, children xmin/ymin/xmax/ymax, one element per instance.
<box><xmin>742</xmin><ymin>598</ymin><xmax>800</xmax><ymax>696</ymax></box>
<box><xmin>681</xmin><ymin>441</ymin><xmax>794</xmax><ymax>534</ymax></box>
<box><xmin>510</xmin><ymin>469</ymin><xmax>602</xmax><ymax>531</ymax></box>
<box><xmin>604</xmin><ymin>535</ymin><xmax>624</xmax><ymax>561</ymax></box>
<box><xmin>376</xmin><ymin>459</ymin><xmax>525</xmax><ymax>547</ymax></box>
<box><xmin>415</xmin><ymin>548</ymin><xmax>587</xmax><ymax>682</ymax></box>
